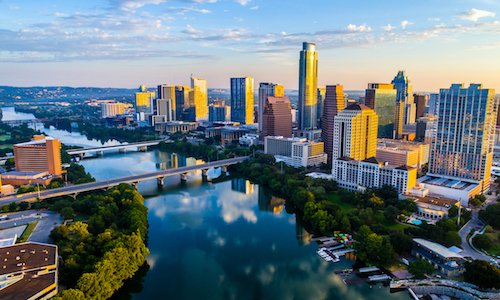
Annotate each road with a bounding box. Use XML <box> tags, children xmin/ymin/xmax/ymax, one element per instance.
<box><xmin>27</xmin><ymin>211</ymin><xmax>63</xmax><ymax>244</ymax></box>
<box><xmin>0</xmin><ymin>156</ymin><xmax>247</xmax><ymax>205</ymax></box>
<box><xmin>66</xmin><ymin>140</ymin><xmax>163</xmax><ymax>155</ymax></box>
<box><xmin>0</xmin><ymin>211</ymin><xmax>45</xmax><ymax>229</ymax></box>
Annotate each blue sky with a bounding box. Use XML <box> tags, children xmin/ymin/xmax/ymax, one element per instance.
<box><xmin>0</xmin><ymin>0</ymin><xmax>499</xmax><ymax>92</ymax></box>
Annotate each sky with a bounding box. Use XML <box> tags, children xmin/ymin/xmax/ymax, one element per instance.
<box><xmin>0</xmin><ymin>0</ymin><xmax>499</xmax><ymax>92</ymax></box>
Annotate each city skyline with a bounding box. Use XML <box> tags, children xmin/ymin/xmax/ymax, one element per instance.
<box><xmin>0</xmin><ymin>1</ymin><xmax>499</xmax><ymax>92</ymax></box>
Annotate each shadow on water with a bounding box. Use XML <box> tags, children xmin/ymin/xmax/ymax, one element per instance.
<box><xmin>109</xmin><ymin>262</ymin><xmax>150</xmax><ymax>300</ymax></box>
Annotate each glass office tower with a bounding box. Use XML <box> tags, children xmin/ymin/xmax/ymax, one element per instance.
<box><xmin>230</xmin><ymin>77</ymin><xmax>254</xmax><ymax>124</ymax></box>
<box><xmin>365</xmin><ymin>83</ymin><xmax>399</xmax><ymax>138</ymax></box>
<box><xmin>298</xmin><ymin>42</ymin><xmax>318</xmax><ymax>130</ymax></box>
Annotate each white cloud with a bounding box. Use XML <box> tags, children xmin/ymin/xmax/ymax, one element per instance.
<box><xmin>233</xmin><ymin>0</ymin><xmax>250</xmax><ymax>5</ymax></box>
<box><xmin>111</xmin><ymin>0</ymin><xmax>217</xmax><ymax>10</ymax></box>
<box><xmin>9</xmin><ymin>5</ymin><xmax>19</xmax><ymax>9</ymax></box>
<box><xmin>428</xmin><ymin>17</ymin><xmax>440</xmax><ymax>21</ymax></box>
<box><xmin>401</xmin><ymin>20</ymin><xmax>413</xmax><ymax>29</ymax></box>
<box><xmin>456</xmin><ymin>8</ymin><xmax>495</xmax><ymax>22</ymax></box>
<box><xmin>182</xmin><ymin>24</ymin><xmax>204</xmax><ymax>34</ymax></box>
<box><xmin>382</xmin><ymin>24</ymin><xmax>395</xmax><ymax>31</ymax></box>
<box><xmin>166</xmin><ymin>6</ymin><xmax>211</xmax><ymax>14</ymax></box>
<box><xmin>250</xmin><ymin>6</ymin><xmax>258</xmax><ymax>10</ymax></box>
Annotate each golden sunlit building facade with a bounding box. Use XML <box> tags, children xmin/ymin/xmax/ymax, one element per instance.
<box><xmin>298</xmin><ymin>42</ymin><xmax>318</xmax><ymax>130</ymax></box>
<box><xmin>230</xmin><ymin>77</ymin><xmax>254</xmax><ymax>124</ymax></box>
<box><xmin>14</xmin><ymin>135</ymin><xmax>62</xmax><ymax>176</ymax></box>
<box><xmin>135</xmin><ymin>85</ymin><xmax>155</xmax><ymax>115</ymax></box>
<box><xmin>190</xmin><ymin>76</ymin><xmax>208</xmax><ymax>120</ymax></box>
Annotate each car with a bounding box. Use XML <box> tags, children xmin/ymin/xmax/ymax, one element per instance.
<box><xmin>475</xmin><ymin>226</ymin><xmax>482</xmax><ymax>229</ymax></box>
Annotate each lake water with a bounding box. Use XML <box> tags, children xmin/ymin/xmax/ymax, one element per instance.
<box><xmin>1</xmin><ymin>107</ymin><xmax>410</xmax><ymax>299</ymax></box>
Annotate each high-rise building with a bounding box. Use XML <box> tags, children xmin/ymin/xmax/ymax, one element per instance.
<box><xmin>428</xmin><ymin>84</ymin><xmax>497</xmax><ymax>190</ymax></box>
<box><xmin>258</xmin><ymin>83</ymin><xmax>284</xmax><ymax>132</ymax></box>
<box><xmin>391</xmin><ymin>71</ymin><xmax>415</xmax><ymax>125</ymax></box>
<box><xmin>262</xmin><ymin>96</ymin><xmax>292</xmax><ymax>138</ymax></box>
<box><xmin>230</xmin><ymin>77</ymin><xmax>254</xmax><ymax>124</ymax></box>
<box><xmin>317</xmin><ymin>86</ymin><xmax>326</xmax><ymax>127</ymax></box>
<box><xmin>414</xmin><ymin>94</ymin><xmax>426</xmax><ymax>120</ymax></box>
<box><xmin>209</xmin><ymin>101</ymin><xmax>229</xmax><ymax>122</ymax></box>
<box><xmin>321</xmin><ymin>85</ymin><xmax>344</xmax><ymax>156</ymax></box>
<box><xmin>332</xmin><ymin>103</ymin><xmax>378</xmax><ymax>161</ymax></box>
<box><xmin>135</xmin><ymin>86</ymin><xmax>155</xmax><ymax>115</ymax></box>
<box><xmin>365</xmin><ymin>83</ymin><xmax>399</xmax><ymax>138</ymax></box>
<box><xmin>156</xmin><ymin>99</ymin><xmax>175</xmax><ymax>121</ymax></box>
<box><xmin>175</xmin><ymin>86</ymin><xmax>191</xmax><ymax>120</ymax></box>
<box><xmin>425</xmin><ymin>93</ymin><xmax>438</xmax><ymax>116</ymax></box>
<box><xmin>101</xmin><ymin>102</ymin><xmax>125</xmax><ymax>118</ymax></box>
<box><xmin>13</xmin><ymin>135</ymin><xmax>62</xmax><ymax>175</ymax></box>
<box><xmin>190</xmin><ymin>75</ymin><xmax>208</xmax><ymax>120</ymax></box>
<box><xmin>298</xmin><ymin>42</ymin><xmax>318</xmax><ymax>130</ymax></box>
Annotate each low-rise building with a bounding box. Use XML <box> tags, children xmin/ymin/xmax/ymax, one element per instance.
<box><xmin>332</xmin><ymin>156</ymin><xmax>417</xmax><ymax>194</ymax></box>
<box><xmin>412</xmin><ymin>238</ymin><xmax>464</xmax><ymax>277</ymax></box>
<box><xmin>1</xmin><ymin>171</ymin><xmax>60</xmax><ymax>187</ymax></box>
<box><xmin>0</xmin><ymin>242</ymin><xmax>58</xmax><ymax>299</ymax></box>
<box><xmin>401</xmin><ymin>193</ymin><xmax>459</xmax><ymax>221</ymax></box>
<box><xmin>239</xmin><ymin>134</ymin><xmax>259</xmax><ymax>146</ymax></box>
<box><xmin>377</xmin><ymin>139</ymin><xmax>430</xmax><ymax>169</ymax></box>
<box><xmin>154</xmin><ymin>121</ymin><xmax>197</xmax><ymax>134</ymax></box>
<box><xmin>265</xmin><ymin>136</ymin><xmax>326</xmax><ymax>168</ymax></box>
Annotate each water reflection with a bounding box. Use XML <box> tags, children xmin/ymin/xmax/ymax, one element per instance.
<box><xmin>258</xmin><ymin>186</ymin><xmax>286</xmax><ymax>214</ymax></box>
<box><xmin>231</xmin><ymin>178</ymin><xmax>255</xmax><ymax>194</ymax></box>
<box><xmin>155</xmin><ymin>152</ymin><xmax>199</xmax><ymax>170</ymax></box>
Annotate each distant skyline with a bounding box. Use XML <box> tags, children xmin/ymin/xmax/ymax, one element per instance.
<box><xmin>1</xmin><ymin>0</ymin><xmax>499</xmax><ymax>93</ymax></box>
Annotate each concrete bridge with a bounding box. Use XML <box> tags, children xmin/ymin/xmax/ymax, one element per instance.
<box><xmin>1</xmin><ymin>119</ymin><xmax>44</xmax><ymax>125</ymax></box>
<box><xmin>0</xmin><ymin>157</ymin><xmax>247</xmax><ymax>205</ymax></box>
<box><xmin>67</xmin><ymin>140</ymin><xmax>164</xmax><ymax>157</ymax></box>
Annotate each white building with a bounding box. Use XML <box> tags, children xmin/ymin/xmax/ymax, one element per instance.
<box><xmin>239</xmin><ymin>134</ymin><xmax>259</xmax><ymax>146</ymax></box>
<box><xmin>264</xmin><ymin>136</ymin><xmax>327</xmax><ymax>168</ymax></box>
<box><xmin>101</xmin><ymin>102</ymin><xmax>125</xmax><ymax>118</ymax></box>
<box><xmin>332</xmin><ymin>156</ymin><xmax>417</xmax><ymax>194</ymax></box>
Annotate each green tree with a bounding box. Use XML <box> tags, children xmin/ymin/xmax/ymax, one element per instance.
<box><xmin>51</xmin><ymin>289</ymin><xmax>86</xmax><ymax>300</ymax></box>
<box><xmin>50</xmin><ymin>225</ymin><xmax>69</xmax><ymax>242</ymax></box>
<box><xmin>408</xmin><ymin>260</ymin><xmax>435</xmax><ymax>279</ymax></box>
<box><xmin>8</xmin><ymin>202</ymin><xmax>17</xmax><ymax>211</ymax></box>
<box><xmin>473</xmin><ymin>234</ymin><xmax>493</xmax><ymax>250</ymax></box>
<box><xmin>4</xmin><ymin>158</ymin><xmax>15</xmax><ymax>169</ymax></box>
<box><xmin>18</xmin><ymin>201</ymin><xmax>29</xmax><ymax>210</ymax></box>
<box><xmin>464</xmin><ymin>260</ymin><xmax>500</xmax><ymax>289</ymax></box>
<box><xmin>389</xmin><ymin>231</ymin><xmax>413</xmax><ymax>254</ymax></box>
<box><xmin>60</xmin><ymin>207</ymin><xmax>75</xmax><ymax>220</ymax></box>
<box><xmin>470</xmin><ymin>198</ymin><xmax>482</xmax><ymax>207</ymax></box>
<box><xmin>383</xmin><ymin>205</ymin><xmax>400</xmax><ymax>222</ymax></box>
<box><xmin>341</xmin><ymin>216</ymin><xmax>351</xmax><ymax>233</ymax></box>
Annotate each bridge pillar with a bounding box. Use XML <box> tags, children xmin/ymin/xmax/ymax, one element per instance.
<box><xmin>130</xmin><ymin>182</ymin><xmax>140</xmax><ymax>189</ymax></box>
<box><xmin>79</xmin><ymin>153</ymin><xmax>84</xmax><ymax>160</ymax></box>
<box><xmin>138</xmin><ymin>146</ymin><xmax>147</xmax><ymax>152</ymax></box>
<box><xmin>201</xmin><ymin>169</ymin><xmax>208</xmax><ymax>178</ymax></box>
<box><xmin>180</xmin><ymin>173</ymin><xmax>187</xmax><ymax>182</ymax></box>
<box><xmin>97</xmin><ymin>151</ymin><xmax>103</xmax><ymax>156</ymax></box>
<box><xmin>157</xmin><ymin>177</ymin><xmax>165</xmax><ymax>186</ymax></box>
<box><xmin>220</xmin><ymin>165</ymin><xmax>228</xmax><ymax>174</ymax></box>
<box><xmin>71</xmin><ymin>193</ymin><xmax>79</xmax><ymax>200</ymax></box>
<box><xmin>119</xmin><ymin>148</ymin><xmax>126</xmax><ymax>153</ymax></box>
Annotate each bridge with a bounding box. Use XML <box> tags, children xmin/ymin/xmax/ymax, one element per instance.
<box><xmin>0</xmin><ymin>157</ymin><xmax>247</xmax><ymax>205</ymax></box>
<box><xmin>67</xmin><ymin>140</ymin><xmax>164</xmax><ymax>157</ymax></box>
<box><xmin>1</xmin><ymin>119</ymin><xmax>44</xmax><ymax>125</ymax></box>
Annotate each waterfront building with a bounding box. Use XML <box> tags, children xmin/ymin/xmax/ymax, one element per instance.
<box><xmin>264</xmin><ymin>136</ymin><xmax>326</xmax><ymax>168</ymax></box>
<box><xmin>332</xmin><ymin>156</ymin><xmax>417</xmax><ymax>194</ymax></box>
<box><xmin>231</xmin><ymin>77</ymin><xmax>254</xmax><ymax>124</ymax></box>
<box><xmin>101</xmin><ymin>102</ymin><xmax>125</xmax><ymax>118</ymax></box>
<box><xmin>317</xmin><ymin>86</ymin><xmax>326</xmax><ymax>127</ymax></box>
<box><xmin>332</xmin><ymin>103</ymin><xmax>378</xmax><ymax>161</ymax></box>
<box><xmin>298</xmin><ymin>42</ymin><xmax>318</xmax><ymax>131</ymax></box>
<box><xmin>14</xmin><ymin>135</ymin><xmax>62</xmax><ymax>176</ymax></box>
<box><xmin>262</xmin><ymin>96</ymin><xmax>292</xmax><ymax>138</ymax></box>
<box><xmin>135</xmin><ymin>86</ymin><xmax>155</xmax><ymax>115</ymax></box>
<box><xmin>0</xmin><ymin>242</ymin><xmax>58</xmax><ymax>299</ymax></box>
<box><xmin>209</xmin><ymin>101</ymin><xmax>230</xmax><ymax>122</ymax></box>
<box><xmin>321</xmin><ymin>85</ymin><xmax>344</xmax><ymax>156</ymax></box>
<box><xmin>258</xmin><ymin>83</ymin><xmax>284</xmax><ymax>132</ymax></box>
<box><xmin>365</xmin><ymin>83</ymin><xmax>400</xmax><ymax>138</ymax></box>
<box><xmin>414</xmin><ymin>94</ymin><xmax>427</xmax><ymax>120</ymax></box>
<box><xmin>391</xmin><ymin>71</ymin><xmax>415</xmax><ymax>125</ymax></box>
<box><xmin>190</xmin><ymin>75</ymin><xmax>208</xmax><ymax>121</ymax></box>
<box><xmin>401</xmin><ymin>194</ymin><xmax>459</xmax><ymax>221</ymax></box>
<box><xmin>412</xmin><ymin>238</ymin><xmax>464</xmax><ymax>277</ymax></box>
<box><xmin>221</xmin><ymin>127</ymin><xmax>250</xmax><ymax>146</ymax></box>
<box><xmin>154</xmin><ymin>121</ymin><xmax>197</xmax><ymax>134</ymax></box>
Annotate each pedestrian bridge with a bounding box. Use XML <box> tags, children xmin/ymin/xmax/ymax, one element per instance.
<box><xmin>0</xmin><ymin>157</ymin><xmax>248</xmax><ymax>205</ymax></box>
<box><xmin>67</xmin><ymin>140</ymin><xmax>164</xmax><ymax>156</ymax></box>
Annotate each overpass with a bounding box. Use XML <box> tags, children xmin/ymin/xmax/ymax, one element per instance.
<box><xmin>0</xmin><ymin>157</ymin><xmax>247</xmax><ymax>205</ymax></box>
<box><xmin>67</xmin><ymin>140</ymin><xmax>164</xmax><ymax>157</ymax></box>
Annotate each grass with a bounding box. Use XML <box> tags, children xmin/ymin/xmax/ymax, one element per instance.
<box><xmin>385</xmin><ymin>260</ymin><xmax>409</xmax><ymax>272</ymax></box>
<box><xmin>0</xmin><ymin>144</ymin><xmax>13</xmax><ymax>149</ymax></box>
<box><xmin>0</xmin><ymin>135</ymin><xmax>11</xmax><ymax>141</ymax></box>
<box><xmin>73</xmin><ymin>213</ymin><xmax>89</xmax><ymax>222</ymax></box>
<box><xmin>483</xmin><ymin>229</ymin><xmax>500</xmax><ymax>257</ymax></box>
<box><xmin>328</xmin><ymin>193</ymin><xmax>355</xmax><ymax>213</ymax></box>
<box><xmin>17</xmin><ymin>221</ymin><xmax>39</xmax><ymax>243</ymax></box>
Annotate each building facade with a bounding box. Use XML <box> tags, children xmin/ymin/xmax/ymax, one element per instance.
<box><xmin>332</xmin><ymin>103</ymin><xmax>378</xmax><ymax>161</ymax></box>
<box><xmin>14</xmin><ymin>136</ymin><xmax>62</xmax><ymax>176</ymax></box>
<box><xmin>231</xmin><ymin>77</ymin><xmax>254</xmax><ymax>124</ymax></box>
<box><xmin>365</xmin><ymin>83</ymin><xmax>399</xmax><ymax>138</ymax></box>
<box><xmin>414</xmin><ymin>94</ymin><xmax>427</xmax><ymax>120</ymax></box>
<box><xmin>392</xmin><ymin>71</ymin><xmax>415</xmax><ymax>125</ymax></box>
<box><xmin>101</xmin><ymin>102</ymin><xmax>125</xmax><ymax>118</ymax></box>
<box><xmin>209</xmin><ymin>103</ymin><xmax>229</xmax><ymax>122</ymax></box>
<box><xmin>258</xmin><ymin>83</ymin><xmax>284</xmax><ymax>132</ymax></box>
<box><xmin>298</xmin><ymin>42</ymin><xmax>318</xmax><ymax>131</ymax></box>
<box><xmin>317</xmin><ymin>86</ymin><xmax>326</xmax><ymax>128</ymax></box>
<box><xmin>190</xmin><ymin>76</ymin><xmax>208</xmax><ymax>120</ymax></box>
<box><xmin>262</xmin><ymin>96</ymin><xmax>292</xmax><ymax>138</ymax></box>
<box><xmin>135</xmin><ymin>86</ymin><xmax>155</xmax><ymax>115</ymax></box>
<box><xmin>265</xmin><ymin>136</ymin><xmax>326</xmax><ymax>168</ymax></box>
<box><xmin>321</xmin><ymin>85</ymin><xmax>344</xmax><ymax>156</ymax></box>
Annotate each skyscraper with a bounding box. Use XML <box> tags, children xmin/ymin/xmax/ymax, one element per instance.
<box><xmin>14</xmin><ymin>135</ymin><xmax>62</xmax><ymax>176</ymax></box>
<box><xmin>231</xmin><ymin>77</ymin><xmax>254</xmax><ymax>124</ymax></box>
<box><xmin>135</xmin><ymin>86</ymin><xmax>155</xmax><ymax>115</ymax></box>
<box><xmin>365</xmin><ymin>83</ymin><xmax>399</xmax><ymax>138</ymax></box>
<box><xmin>332</xmin><ymin>103</ymin><xmax>378</xmax><ymax>161</ymax></box>
<box><xmin>317</xmin><ymin>86</ymin><xmax>326</xmax><ymax>127</ymax></box>
<box><xmin>428</xmin><ymin>84</ymin><xmax>497</xmax><ymax>190</ymax></box>
<box><xmin>321</xmin><ymin>85</ymin><xmax>344</xmax><ymax>156</ymax></box>
<box><xmin>391</xmin><ymin>71</ymin><xmax>415</xmax><ymax>125</ymax></box>
<box><xmin>413</xmin><ymin>94</ymin><xmax>426</xmax><ymax>120</ymax></box>
<box><xmin>258</xmin><ymin>83</ymin><xmax>284</xmax><ymax>132</ymax></box>
<box><xmin>298</xmin><ymin>42</ymin><xmax>318</xmax><ymax>130</ymax></box>
<box><xmin>209</xmin><ymin>100</ymin><xmax>229</xmax><ymax>122</ymax></box>
<box><xmin>157</xmin><ymin>85</ymin><xmax>176</xmax><ymax>116</ymax></box>
<box><xmin>190</xmin><ymin>75</ymin><xmax>208</xmax><ymax>120</ymax></box>
<box><xmin>175</xmin><ymin>86</ymin><xmax>191</xmax><ymax>120</ymax></box>
<box><xmin>262</xmin><ymin>96</ymin><xmax>292</xmax><ymax>138</ymax></box>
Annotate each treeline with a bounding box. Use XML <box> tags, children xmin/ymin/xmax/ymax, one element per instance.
<box><xmin>66</xmin><ymin>163</ymin><xmax>96</xmax><ymax>184</ymax></box>
<box><xmin>49</xmin><ymin>184</ymin><xmax>149</xmax><ymax>300</ymax></box>
<box><xmin>76</xmin><ymin>121</ymin><xmax>156</xmax><ymax>143</ymax></box>
<box><xmin>230</xmin><ymin>154</ymin><xmax>468</xmax><ymax>266</ymax></box>
<box><xmin>158</xmin><ymin>140</ymin><xmax>260</xmax><ymax>162</ymax></box>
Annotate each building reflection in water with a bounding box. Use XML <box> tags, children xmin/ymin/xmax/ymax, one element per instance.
<box><xmin>156</xmin><ymin>152</ymin><xmax>198</xmax><ymax>170</ymax></box>
<box><xmin>231</xmin><ymin>178</ymin><xmax>255</xmax><ymax>194</ymax></box>
<box><xmin>295</xmin><ymin>222</ymin><xmax>313</xmax><ymax>247</ymax></box>
<box><xmin>258</xmin><ymin>186</ymin><xmax>285</xmax><ymax>214</ymax></box>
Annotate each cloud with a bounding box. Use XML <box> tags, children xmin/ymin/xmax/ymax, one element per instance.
<box><xmin>165</xmin><ymin>6</ymin><xmax>210</xmax><ymax>14</ymax></box>
<box><xmin>456</xmin><ymin>8</ymin><xmax>495</xmax><ymax>22</ymax></box>
<box><xmin>109</xmin><ymin>0</ymin><xmax>217</xmax><ymax>10</ymax></box>
<box><xmin>233</xmin><ymin>0</ymin><xmax>250</xmax><ymax>5</ymax></box>
<box><xmin>250</xmin><ymin>6</ymin><xmax>258</xmax><ymax>10</ymax></box>
<box><xmin>382</xmin><ymin>24</ymin><xmax>395</xmax><ymax>31</ymax></box>
<box><xmin>182</xmin><ymin>24</ymin><xmax>205</xmax><ymax>34</ymax></box>
<box><xmin>428</xmin><ymin>18</ymin><xmax>440</xmax><ymax>21</ymax></box>
<box><xmin>401</xmin><ymin>20</ymin><xmax>413</xmax><ymax>29</ymax></box>
<box><xmin>9</xmin><ymin>5</ymin><xmax>19</xmax><ymax>9</ymax></box>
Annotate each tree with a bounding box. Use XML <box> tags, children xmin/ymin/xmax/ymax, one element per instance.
<box><xmin>50</xmin><ymin>225</ymin><xmax>69</xmax><ymax>242</ymax></box>
<box><xmin>470</xmin><ymin>197</ymin><xmax>482</xmax><ymax>207</ymax></box>
<box><xmin>8</xmin><ymin>202</ymin><xmax>17</xmax><ymax>212</ymax></box>
<box><xmin>60</xmin><ymin>207</ymin><xmax>75</xmax><ymax>220</ymax></box>
<box><xmin>4</xmin><ymin>158</ymin><xmax>15</xmax><ymax>169</ymax></box>
<box><xmin>408</xmin><ymin>260</ymin><xmax>435</xmax><ymax>279</ymax></box>
<box><xmin>479</xmin><ymin>204</ymin><xmax>500</xmax><ymax>228</ymax></box>
<box><xmin>18</xmin><ymin>201</ymin><xmax>29</xmax><ymax>210</ymax></box>
<box><xmin>383</xmin><ymin>205</ymin><xmax>400</xmax><ymax>222</ymax></box>
<box><xmin>389</xmin><ymin>231</ymin><xmax>413</xmax><ymax>254</ymax></box>
<box><xmin>464</xmin><ymin>260</ymin><xmax>500</xmax><ymax>289</ymax></box>
<box><xmin>51</xmin><ymin>289</ymin><xmax>86</xmax><ymax>300</ymax></box>
<box><xmin>341</xmin><ymin>216</ymin><xmax>351</xmax><ymax>233</ymax></box>
<box><xmin>473</xmin><ymin>234</ymin><xmax>493</xmax><ymax>250</ymax></box>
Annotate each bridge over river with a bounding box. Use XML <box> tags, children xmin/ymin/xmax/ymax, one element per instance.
<box><xmin>67</xmin><ymin>140</ymin><xmax>164</xmax><ymax>157</ymax></box>
<box><xmin>0</xmin><ymin>157</ymin><xmax>247</xmax><ymax>205</ymax></box>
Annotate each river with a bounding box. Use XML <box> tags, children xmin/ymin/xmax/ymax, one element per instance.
<box><xmin>2</xmin><ymin>107</ymin><xmax>410</xmax><ymax>300</ymax></box>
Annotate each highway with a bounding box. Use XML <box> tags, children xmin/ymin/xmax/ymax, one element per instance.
<box><xmin>0</xmin><ymin>156</ymin><xmax>247</xmax><ymax>205</ymax></box>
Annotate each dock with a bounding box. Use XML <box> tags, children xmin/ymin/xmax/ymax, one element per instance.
<box><xmin>334</xmin><ymin>266</ymin><xmax>379</xmax><ymax>275</ymax></box>
<box><xmin>338</xmin><ymin>266</ymin><xmax>395</xmax><ymax>284</ymax></box>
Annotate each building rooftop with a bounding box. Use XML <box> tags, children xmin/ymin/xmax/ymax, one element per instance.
<box><xmin>14</xmin><ymin>137</ymin><xmax>56</xmax><ymax>147</ymax></box>
<box><xmin>418</xmin><ymin>175</ymin><xmax>478</xmax><ymax>192</ymax></box>
<box><xmin>267</xmin><ymin>96</ymin><xmax>290</xmax><ymax>103</ymax></box>
<box><xmin>413</xmin><ymin>238</ymin><xmax>463</xmax><ymax>259</ymax></box>
<box><xmin>395</xmin><ymin>165</ymin><xmax>416</xmax><ymax>171</ymax></box>
<box><xmin>362</xmin><ymin>157</ymin><xmax>382</xmax><ymax>164</ymax></box>
<box><xmin>0</xmin><ymin>242</ymin><xmax>56</xmax><ymax>276</ymax></box>
<box><xmin>414</xmin><ymin>196</ymin><xmax>459</xmax><ymax>208</ymax></box>
<box><xmin>345</xmin><ymin>102</ymin><xmax>371</xmax><ymax>111</ymax></box>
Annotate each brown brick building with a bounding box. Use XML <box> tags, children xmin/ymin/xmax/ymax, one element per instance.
<box><xmin>321</xmin><ymin>85</ymin><xmax>345</xmax><ymax>157</ymax></box>
<box><xmin>262</xmin><ymin>96</ymin><xmax>292</xmax><ymax>138</ymax></box>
